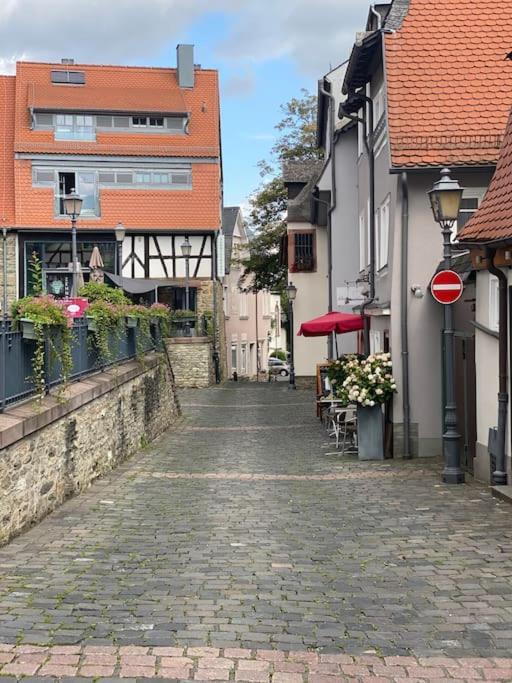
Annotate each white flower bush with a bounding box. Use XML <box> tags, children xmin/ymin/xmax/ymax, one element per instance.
<box><xmin>327</xmin><ymin>352</ymin><xmax>397</xmax><ymax>406</ymax></box>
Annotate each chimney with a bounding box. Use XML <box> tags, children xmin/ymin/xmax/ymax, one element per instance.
<box><xmin>176</xmin><ymin>44</ymin><xmax>194</xmax><ymax>88</ymax></box>
<box><xmin>61</xmin><ymin>58</ymin><xmax>75</xmax><ymax>65</ymax></box>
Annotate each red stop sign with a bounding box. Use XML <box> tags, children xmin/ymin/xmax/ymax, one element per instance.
<box><xmin>431</xmin><ymin>270</ymin><xmax>463</xmax><ymax>304</ymax></box>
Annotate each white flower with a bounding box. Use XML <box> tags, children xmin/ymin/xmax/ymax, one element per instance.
<box><xmin>369</xmin><ymin>400</ymin><xmax>375</xmax><ymax>406</ymax></box>
<box><xmin>376</xmin><ymin>388</ymin><xmax>383</xmax><ymax>395</ymax></box>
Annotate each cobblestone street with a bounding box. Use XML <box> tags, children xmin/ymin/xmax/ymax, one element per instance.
<box><xmin>1</xmin><ymin>383</ymin><xmax>512</xmax><ymax>680</ymax></box>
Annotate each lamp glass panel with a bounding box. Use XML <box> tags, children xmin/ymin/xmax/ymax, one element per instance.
<box><xmin>438</xmin><ymin>189</ymin><xmax>463</xmax><ymax>222</ymax></box>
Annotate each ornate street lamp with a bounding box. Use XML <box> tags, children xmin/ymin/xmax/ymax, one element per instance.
<box><xmin>181</xmin><ymin>236</ymin><xmax>192</xmax><ymax>336</ymax></box>
<box><xmin>428</xmin><ymin>168</ymin><xmax>465</xmax><ymax>484</ymax></box>
<box><xmin>63</xmin><ymin>189</ymin><xmax>83</xmax><ymax>297</ymax></box>
<box><xmin>286</xmin><ymin>282</ymin><xmax>297</xmax><ymax>390</ymax></box>
<box><xmin>114</xmin><ymin>222</ymin><xmax>126</xmax><ymax>277</ymax></box>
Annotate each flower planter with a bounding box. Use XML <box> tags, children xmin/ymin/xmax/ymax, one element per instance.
<box><xmin>126</xmin><ymin>315</ymin><xmax>139</xmax><ymax>328</ymax></box>
<box><xmin>19</xmin><ymin>318</ymin><xmax>38</xmax><ymax>340</ymax></box>
<box><xmin>356</xmin><ymin>404</ymin><xmax>384</xmax><ymax>460</ymax></box>
<box><xmin>86</xmin><ymin>316</ymin><xmax>98</xmax><ymax>333</ymax></box>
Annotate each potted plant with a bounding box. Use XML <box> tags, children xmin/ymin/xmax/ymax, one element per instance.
<box><xmin>149</xmin><ymin>303</ymin><xmax>171</xmax><ymax>337</ymax></box>
<box><xmin>170</xmin><ymin>309</ymin><xmax>197</xmax><ymax>337</ymax></box>
<box><xmin>11</xmin><ymin>295</ymin><xmax>73</xmax><ymax>400</ymax></box>
<box><xmin>329</xmin><ymin>353</ymin><xmax>396</xmax><ymax>460</ymax></box>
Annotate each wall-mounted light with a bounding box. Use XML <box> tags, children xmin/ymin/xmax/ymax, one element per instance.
<box><xmin>411</xmin><ymin>285</ymin><xmax>424</xmax><ymax>299</ymax></box>
<box><xmin>475</xmin><ymin>255</ymin><xmax>482</xmax><ymax>265</ymax></box>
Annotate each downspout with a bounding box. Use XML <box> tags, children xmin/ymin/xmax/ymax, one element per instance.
<box><xmin>211</xmin><ymin>234</ymin><xmax>221</xmax><ymax>384</ymax></box>
<box><xmin>359</xmin><ymin>92</ymin><xmax>376</xmax><ymax>355</ymax></box>
<box><xmin>319</xmin><ymin>81</ymin><xmax>337</xmax><ymax>359</ymax></box>
<box><xmin>486</xmin><ymin>247</ymin><xmax>508</xmax><ymax>485</ymax></box>
<box><xmin>370</xmin><ymin>4</ymin><xmax>382</xmax><ymax>28</ymax></box>
<box><xmin>400</xmin><ymin>172</ymin><xmax>411</xmax><ymax>458</ymax></box>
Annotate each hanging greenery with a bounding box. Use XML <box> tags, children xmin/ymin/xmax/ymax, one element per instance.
<box><xmin>11</xmin><ymin>295</ymin><xmax>73</xmax><ymax>401</ymax></box>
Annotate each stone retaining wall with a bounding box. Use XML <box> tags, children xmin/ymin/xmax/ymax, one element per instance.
<box><xmin>166</xmin><ymin>337</ymin><xmax>214</xmax><ymax>388</ymax></box>
<box><xmin>0</xmin><ymin>353</ymin><xmax>180</xmax><ymax>545</ymax></box>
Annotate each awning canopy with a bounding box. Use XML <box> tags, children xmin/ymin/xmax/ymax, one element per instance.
<box><xmin>298</xmin><ymin>311</ymin><xmax>365</xmax><ymax>337</ymax></box>
<box><xmin>105</xmin><ymin>273</ymin><xmax>173</xmax><ymax>294</ymax></box>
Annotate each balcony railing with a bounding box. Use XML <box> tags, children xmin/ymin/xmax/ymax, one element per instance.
<box><xmin>0</xmin><ymin>318</ymin><xmax>161</xmax><ymax>411</ymax></box>
<box><xmin>55</xmin><ymin>126</ymin><xmax>96</xmax><ymax>141</ymax></box>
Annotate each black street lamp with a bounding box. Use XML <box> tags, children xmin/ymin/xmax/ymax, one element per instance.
<box><xmin>114</xmin><ymin>222</ymin><xmax>126</xmax><ymax>277</ymax></box>
<box><xmin>63</xmin><ymin>189</ymin><xmax>83</xmax><ymax>297</ymax></box>
<box><xmin>286</xmin><ymin>282</ymin><xmax>297</xmax><ymax>390</ymax></box>
<box><xmin>428</xmin><ymin>168</ymin><xmax>465</xmax><ymax>484</ymax></box>
<box><xmin>181</xmin><ymin>236</ymin><xmax>192</xmax><ymax>336</ymax></box>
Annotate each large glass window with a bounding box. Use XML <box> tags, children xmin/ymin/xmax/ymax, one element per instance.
<box><xmin>24</xmin><ymin>241</ymin><xmax>117</xmax><ymax>297</ymax></box>
<box><xmin>55</xmin><ymin>114</ymin><xmax>95</xmax><ymax>141</ymax></box>
<box><xmin>157</xmin><ymin>286</ymin><xmax>197</xmax><ymax>311</ymax></box>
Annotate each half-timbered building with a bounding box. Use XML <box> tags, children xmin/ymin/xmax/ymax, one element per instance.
<box><xmin>0</xmin><ymin>46</ymin><xmax>223</xmax><ymax>319</ymax></box>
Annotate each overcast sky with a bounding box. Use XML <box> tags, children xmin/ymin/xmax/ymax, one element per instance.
<box><xmin>0</xmin><ymin>0</ymin><xmax>370</xmax><ymax>206</ymax></box>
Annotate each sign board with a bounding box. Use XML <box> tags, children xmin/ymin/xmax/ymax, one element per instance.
<box><xmin>60</xmin><ymin>297</ymin><xmax>89</xmax><ymax>319</ymax></box>
<box><xmin>430</xmin><ymin>270</ymin><xmax>463</xmax><ymax>304</ymax></box>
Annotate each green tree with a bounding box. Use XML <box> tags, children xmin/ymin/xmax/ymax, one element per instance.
<box><xmin>238</xmin><ymin>89</ymin><xmax>321</xmax><ymax>293</ymax></box>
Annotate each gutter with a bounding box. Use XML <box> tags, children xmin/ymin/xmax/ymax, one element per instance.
<box><xmin>486</xmin><ymin>247</ymin><xmax>508</xmax><ymax>485</ymax></box>
<box><xmin>400</xmin><ymin>172</ymin><xmax>412</xmax><ymax>458</ymax></box>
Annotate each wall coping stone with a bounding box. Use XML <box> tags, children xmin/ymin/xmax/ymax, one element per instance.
<box><xmin>0</xmin><ymin>354</ymin><xmax>163</xmax><ymax>451</ymax></box>
<box><xmin>168</xmin><ymin>336</ymin><xmax>212</xmax><ymax>345</ymax></box>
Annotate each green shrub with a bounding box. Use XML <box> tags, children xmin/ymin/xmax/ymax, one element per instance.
<box><xmin>78</xmin><ymin>282</ymin><xmax>130</xmax><ymax>305</ymax></box>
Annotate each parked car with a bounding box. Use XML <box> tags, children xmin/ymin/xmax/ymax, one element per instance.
<box><xmin>268</xmin><ymin>358</ymin><xmax>290</xmax><ymax>376</ymax></box>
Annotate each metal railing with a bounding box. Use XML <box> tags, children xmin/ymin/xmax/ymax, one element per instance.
<box><xmin>170</xmin><ymin>314</ymin><xmax>209</xmax><ymax>338</ymax></box>
<box><xmin>0</xmin><ymin>318</ymin><xmax>162</xmax><ymax>412</ymax></box>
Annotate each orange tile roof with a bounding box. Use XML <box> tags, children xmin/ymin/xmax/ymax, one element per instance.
<box><xmin>15</xmin><ymin>62</ymin><xmax>220</xmax><ymax>158</ymax></box>
<box><xmin>384</xmin><ymin>0</ymin><xmax>512</xmax><ymax>169</ymax></box>
<box><xmin>458</xmin><ymin>108</ymin><xmax>512</xmax><ymax>242</ymax></box>
<box><xmin>30</xmin><ymin>84</ymin><xmax>188</xmax><ymax>114</ymax></box>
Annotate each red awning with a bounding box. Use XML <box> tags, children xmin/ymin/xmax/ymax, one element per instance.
<box><xmin>298</xmin><ymin>311</ymin><xmax>365</xmax><ymax>337</ymax></box>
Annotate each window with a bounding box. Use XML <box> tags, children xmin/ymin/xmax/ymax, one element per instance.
<box><xmin>224</xmin><ymin>286</ymin><xmax>230</xmax><ymax>317</ymax></box>
<box><xmin>132</xmin><ymin>116</ymin><xmax>147</xmax><ymax>127</ymax></box>
<box><xmin>33</xmin><ymin>112</ymin><xmax>53</xmax><ymax>128</ymax></box>
<box><xmin>376</xmin><ymin>196</ymin><xmax>390</xmax><ymax>270</ymax></box>
<box><xmin>113</xmin><ymin>116</ymin><xmax>130</xmax><ymax>128</ymax></box>
<box><xmin>231</xmin><ymin>344</ymin><xmax>238</xmax><ymax>372</ymax></box>
<box><xmin>490</xmin><ymin>275</ymin><xmax>499</xmax><ymax>332</ymax></box>
<box><xmin>167</xmin><ymin>117</ymin><xmax>187</xmax><ymax>131</ymax></box>
<box><xmin>357</xmin><ymin>107</ymin><xmax>364</xmax><ymax>157</ymax></box>
<box><xmin>455</xmin><ymin>197</ymin><xmax>479</xmax><ymax>240</ymax></box>
<box><xmin>149</xmin><ymin>117</ymin><xmax>164</xmax><ymax>127</ymax></box>
<box><xmin>240</xmin><ymin>292</ymin><xmax>249</xmax><ymax>318</ymax></box>
<box><xmin>373</xmin><ymin>85</ymin><xmax>385</xmax><ymax>129</ymax></box>
<box><xmin>33</xmin><ymin>166</ymin><xmax>192</xmax><ymax>193</ymax></box>
<box><xmin>240</xmin><ymin>344</ymin><xmax>248</xmax><ymax>374</ymax></box>
<box><xmin>57</xmin><ymin>171</ymin><xmax>99</xmax><ymax>217</ymax></box>
<box><xmin>262</xmin><ymin>292</ymin><xmax>271</xmax><ymax>317</ymax></box>
<box><xmin>135</xmin><ymin>172</ymin><xmax>152</xmax><ymax>184</ymax></box>
<box><xmin>55</xmin><ymin>113</ymin><xmax>94</xmax><ymax>141</ymax></box>
<box><xmin>359</xmin><ymin>211</ymin><xmax>366</xmax><ymax>272</ymax></box>
<box><xmin>33</xmin><ymin>168</ymin><xmax>55</xmax><ymax>185</ymax></box>
<box><xmin>51</xmin><ymin>70</ymin><xmax>85</xmax><ymax>84</ymax></box>
<box><xmin>291</xmin><ymin>231</ymin><xmax>315</xmax><ymax>272</ymax></box>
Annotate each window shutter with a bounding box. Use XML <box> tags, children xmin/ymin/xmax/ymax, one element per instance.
<box><xmin>34</xmin><ymin>112</ymin><xmax>53</xmax><ymax>127</ymax></box>
<box><xmin>96</xmin><ymin>115</ymin><xmax>113</xmax><ymax>127</ymax></box>
<box><xmin>217</xmin><ymin>234</ymin><xmax>226</xmax><ymax>278</ymax></box>
<box><xmin>113</xmin><ymin>116</ymin><xmax>130</xmax><ymax>128</ymax></box>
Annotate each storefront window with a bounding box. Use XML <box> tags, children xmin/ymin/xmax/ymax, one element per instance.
<box><xmin>24</xmin><ymin>241</ymin><xmax>116</xmax><ymax>297</ymax></box>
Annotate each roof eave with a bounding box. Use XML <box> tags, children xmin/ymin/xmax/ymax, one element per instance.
<box><xmin>342</xmin><ymin>30</ymin><xmax>382</xmax><ymax>96</ymax></box>
<box><xmin>389</xmin><ymin>162</ymin><xmax>497</xmax><ymax>174</ymax></box>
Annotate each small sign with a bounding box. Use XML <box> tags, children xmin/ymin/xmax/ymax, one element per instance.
<box><xmin>430</xmin><ymin>270</ymin><xmax>463</xmax><ymax>304</ymax></box>
<box><xmin>60</xmin><ymin>297</ymin><xmax>89</xmax><ymax>319</ymax></box>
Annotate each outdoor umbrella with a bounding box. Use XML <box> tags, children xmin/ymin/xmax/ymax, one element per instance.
<box><xmin>298</xmin><ymin>311</ymin><xmax>365</xmax><ymax>337</ymax></box>
<box><xmin>89</xmin><ymin>246</ymin><xmax>104</xmax><ymax>284</ymax></box>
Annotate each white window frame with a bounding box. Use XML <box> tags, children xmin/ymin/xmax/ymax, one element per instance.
<box><xmin>359</xmin><ymin>211</ymin><xmax>366</xmax><ymax>272</ymax></box>
<box><xmin>357</xmin><ymin>107</ymin><xmax>364</xmax><ymax>158</ymax></box>
<box><xmin>240</xmin><ymin>343</ymin><xmax>248</xmax><ymax>374</ymax></box>
<box><xmin>373</xmin><ymin>84</ymin><xmax>385</xmax><ymax>129</ymax></box>
<box><xmin>376</xmin><ymin>195</ymin><xmax>390</xmax><ymax>271</ymax></box>
<box><xmin>489</xmin><ymin>275</ymin><xmax>499</xmax><ymax>332</ymax></box>
<box><xmin>366</xmin><ymin>199</ymin><xmax>371</xmax><ymax>267</ymax></box>
<box><xmin>453</xmin><ymin>191</ymin><xmax>485</xmax><ymax>242</ymax></box>
<box><xmin>231</xmin><ymin>344</ymin><xmax>238</xmax><ymax>372</ymax></box>
<box><xmin>239</xmin><ymin>292</ymin><xmax>248</xmax><ymax>318</ymax></box>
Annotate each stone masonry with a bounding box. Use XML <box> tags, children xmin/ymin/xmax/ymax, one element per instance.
<box><xmin>166</xmin><ymin>337</ymin><xmax>214</xmax><ymax>388</ymax></box>
<box><xmin>0</xmin><ymin>354</ymin><xmax>180</xmax><ymax>545</ymax></box>
<box><xmin>0</xmin><ymin>233</ymin><xmax>17</xmax><ymax>315</ymax></box>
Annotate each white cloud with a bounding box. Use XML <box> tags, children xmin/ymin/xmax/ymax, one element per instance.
<box><xmin>222</xmin><ymin>70</ymin><xmax>256</xmax><ymax>97</ymax></box>
<box><xmin>0</xmin><ymin>0</ymin><xmax>369</xmax><ymax>76</ymax></box>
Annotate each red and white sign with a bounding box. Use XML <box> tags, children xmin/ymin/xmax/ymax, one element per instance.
<box><xmin>430</xmin><ymin>270</ymin><xmax>463</xmax><ymax>304</ymax></box>
<box><xmin>60</xmin><ymin>297</ymin><xmax>89</xmax><ymax>319</ymax></box>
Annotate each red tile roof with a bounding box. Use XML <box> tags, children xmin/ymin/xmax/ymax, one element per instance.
<box><xmin>384</xmin><ymin>0</ymin><xmax>512</xmax><ymax>169</ymax></box>
<box><xmin>458</xmin><ymin>108</ymin><xmax>512</xmax><ymax>242</ymax></box>
<box><xmin>30</xmin><ymin>84</ymin><xmax>188</xmax><ymax>114</ymax></box>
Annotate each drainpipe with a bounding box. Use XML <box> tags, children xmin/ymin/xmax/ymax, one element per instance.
<box><xmin>319</xmin><ymin>81</ymin><xmax>337</xmax><ymax>359</ymax></box>
<box><xmin>370</xmin><ymin>4</ymin><xmax>382</xmax><ymax>28</ymax></box>
<box><xmin>400</xmin><ymin>173</ymin><xmax>412</xmax><ymax>459</ymax></box>
<box><xmin>359</xmin><ymin>92</ymin><xmax>376</xmax><ymax>355</ymax></box>
<box><xmin>486</xmin><ymin>247</ymin><xmax>508</xmax><ymax>485</ymax></box>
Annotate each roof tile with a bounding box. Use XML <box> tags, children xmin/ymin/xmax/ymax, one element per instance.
<box><xmin>385</xmin><ymin>0</ymin><xmax>512</xmax><ymax>168</ymax></box>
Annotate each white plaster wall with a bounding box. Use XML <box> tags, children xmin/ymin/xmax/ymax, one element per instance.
<box><xmin>289</xmin><ymin>224</ymin><xmax>329</xmax><ymax>376</ymax></box>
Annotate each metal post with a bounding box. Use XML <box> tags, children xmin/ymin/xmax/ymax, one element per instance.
<box><xmin>71</xmin><ymin>217</ymin><xmax>78</xmax><ymax>297</ymax></box>
<box><xmin>288</xmin><ymin>299</ymin><xmax>296</xmax><ymax>390</ymax></box>
<box><xmin>117</xmin><ymin>241</ymin><xmax>123</xmax><ymax>277</ymax></box>
<box><xmin>1</xmin><ymin>227</ymin><xmax>8</xmax><ymax>412</ymax></box>
<box><xmin>184</xmin><ymin>252</ymin><xmax>191</xmax><ymax>336</ymax></box>
<box><xmin>441</xmin><ymin>222</ymin><xmax>464</xmax><ymax>484</ymax></box>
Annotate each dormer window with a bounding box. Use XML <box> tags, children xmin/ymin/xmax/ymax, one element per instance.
<box><xmin>132</xmin><ymin>116</ymin><xmax>147</xmax><ymax>127</ymax></box>
<box><xmin>33</xmin><ymin>111</ymin><xmax>187</xmax><ymax>137</ymax></box>
<box><xmin>51</xmin><ymin>70</ymin><xmax>85</xmax><ymax>85</ymax></box>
